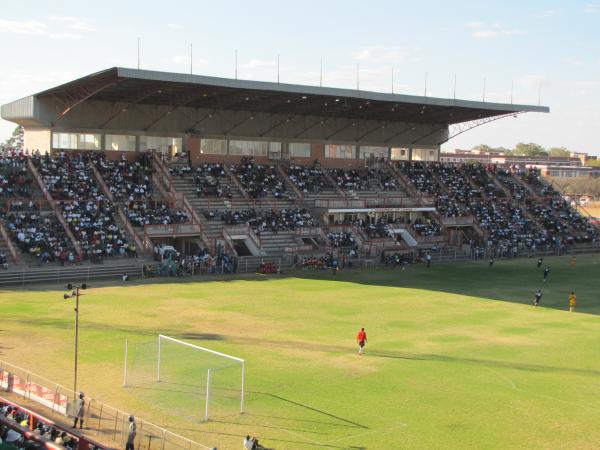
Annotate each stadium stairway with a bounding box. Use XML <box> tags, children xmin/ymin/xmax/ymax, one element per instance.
<box><xmin>257</xmin><ymin>230</ymin><xmax>300</xmax><ymax>255</ymax></box>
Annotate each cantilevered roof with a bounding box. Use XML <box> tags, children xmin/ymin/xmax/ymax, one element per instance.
<box><xmin>32</xmin><ymin>67</ymin><xmax>549</xmax><ymax>125</ymax></box>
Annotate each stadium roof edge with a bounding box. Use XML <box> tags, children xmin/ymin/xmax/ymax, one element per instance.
<box><xmin>33</xmin><ymin>66</ymin><xmax>549</xmax><ymax>115</ymax></box>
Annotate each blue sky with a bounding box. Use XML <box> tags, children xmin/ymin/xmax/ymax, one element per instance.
<box><xmin>1</xmin><ymin>1</ymin><xmax>599</xmax><ymax>154</ymax></box>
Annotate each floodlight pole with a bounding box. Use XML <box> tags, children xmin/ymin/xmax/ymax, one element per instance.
<box><xmin>73</xmin><ymin>287</ymin><xmax>80</xmax><ymax>394</ymax></box>
<box><xmin>205</xmin><ymin>369</ymin><xmax>211</xmax><ymax>421</ymax></box>
<box><xmin>123</xmin><ymin>339</ymin><xmax>128</xmax><ymax>387</ymax></box>
<box><xmin>240</xmin><ymin>361</ymin><xmax>245</xmax><ymax>414</ymax></box>
<box><xmin>157</xmin><ymin>335</ymin><xmax>161</xmax><ymax>382</ymax></box>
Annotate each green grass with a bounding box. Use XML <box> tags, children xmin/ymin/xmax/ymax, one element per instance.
<box><xmin>2</xmin><ymin>254</ymin><xmax>600</xmax><ymax>449</ymax></box>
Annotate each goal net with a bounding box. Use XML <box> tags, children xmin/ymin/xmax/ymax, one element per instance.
<box><xmin>123</xmin><ymin>334</ymin><xmax>245</xmax><ymax>421</ymax></box>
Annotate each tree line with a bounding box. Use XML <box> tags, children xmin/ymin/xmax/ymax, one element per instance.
<box><xmin>471</xmin><ymin>143</ymin><xmax>574</xmax><ymax>157</ymax></box>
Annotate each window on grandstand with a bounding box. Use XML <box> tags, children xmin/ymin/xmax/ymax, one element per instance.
<box><xmin>359</xmin><ymin>146</ymin><xmax>389</xmax><ymax>159</ymax></box>
<box><xmin>413</xmin><ymin>148</ymin><xmax>438</xmax><ymax>161</ymax></box>
<box><xmin>289</xmin><ymin>143</ymin><xmax>312</xmax><ymax>158</ymax></box>
<box><xmin>200</xmin><ymin>139</ymin><xmax>227</xmax><ymax>154</ymax></box>
<box><xmin>140</xmin><ymin>136</ymin><xmax>182</xmax><ymax>154</ymax></box>
<box><xmin>106</xmin><ymin>134</ymin><xmax>136</xmax><ymax>151</ymax></box>
<box><xmin>268</xmin><ymin>142</ymin><xmax>282</xmax><ymax>159</ymax></box>
<box><xmin>229</xmin><ymin>140</ymin><xmax>269</xmax><ymax>156</ymax></box>
<box><xmin>325</xmin><ymin>144</ymin><xmax>355</xmax><ymax>159</ymax></box>
<box><xmin>390</xmin><ymin>147</ymin><xmax>410</xmax><ymax>160</ymax></box>
<box><xmin>52</xmin><ymin>132</ymin><xmax>100</xmax><ymax>150</ymax></box>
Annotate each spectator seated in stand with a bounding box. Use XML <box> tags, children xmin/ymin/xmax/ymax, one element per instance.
<box><xmin>124</xmin><ymin>200</ymin><xmax>189</xmax><ymax>227</ymax></box>
<box><xmin>328</xmin><ymin>168</ymin><xmax>369</xmax><ymax>191</ymax></box>
<box><xmin>230</xmin><ymin>157</ymin><xmax>289</xmax><ymax>199</ymax></box>
<box><xmin>412</xmin><ymin>217</ymin><xmax>442</xmax><ymax>237</ymax></box>
<box><xmin>326</xmin><ymin>231</ymin><xmax>355</xmax><ymax>247</ymax></box>
<box><xmin>5</xmin><ymin>212</ymin><xmax>74</xmax><ymax>265</ymax></box>
<box><xmin>211</xmin><ymin>208</ymin><xmax>316</xmax><ymax>233</ymax></box>
<box><xmin>93</xmin><ymin>153</ymin><xmax>154</xmax><ymax>202</ymax></box>
<box><xmin>286</xmin><ymin>162</ymin><xmax>333</xmax><ymax>193</ymax></box>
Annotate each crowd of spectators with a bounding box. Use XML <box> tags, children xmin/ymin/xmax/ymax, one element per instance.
<box><xmin>124</xmin><ymin>200</ymin><xmax>188</xmax><ymax>227</ymax></box>
<box><xmin>208</xmin><ymin>208</ymin><xmax>316</xmax><ymax>232</ymax></box>
<box><xmin>395</xmin><ymin>161</ymin><xmax>440</xmax><ymax>195</ymax></box>
<box><xmin>230</xmin><ymin>157</ymin><xmax>288</xmax><ymax>199</ymax></box>
<box><xmin>286</xmin><ymin>162</ymin><xmax>333</xmax><ymax>193</ymax></box>
<box><xmin>93</xmin><ymin>153</ymin><xmax>153</xmax><ymax>202</ymax></box>
<box><xmin>1</xmin><ymin>402</ymin><xmax>79</xmax><ymax>450</ymax></box>
<box><xmin>34</xmin><ymin>152</ymin><xmax>99</xmax><ymax>200</ymax></box>
<box><xmin>326</xmin><ymin>231</ymin><xmax>355</xmax><ymax>247</ymax></box>
<box><xmin>5</xmin><ymin>212</ymin><xmax>76</xmax><ymax>265</ymax></box>
<box><xmin>412</xmin><ymin>217</ymin><xmax>442</xmax><ymax>237</ymax></box>
<box><xmin>328</xmin><ymin>168</ymin><xmax>369</xmax><ymax>191</ymax></box>
<box><xmin>1</xmin><ymin>153</ymin><xmax>32</xmax><ymax>198</ymax></box>
<box><xmin>61</xmin><ymin>199</ymin><xmax>134</xmax><ymax>262</ymax></box>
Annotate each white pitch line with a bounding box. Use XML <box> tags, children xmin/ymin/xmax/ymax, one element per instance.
<box><xmin>323</xmin><ymin>422</ymin><xmax>408</xmax><ymax>444</ymax></box>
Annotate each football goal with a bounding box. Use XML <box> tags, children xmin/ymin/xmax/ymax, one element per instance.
<box><xmin>123</xmin><ymin>334</ymin><xmax>245</xmax><ymax>421</ymax></box>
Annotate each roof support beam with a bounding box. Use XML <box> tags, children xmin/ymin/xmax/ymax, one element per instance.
<box><xmin>53</xmin><ymin>80</ymin><xmax>117</xmax><ymax>124</ymax></box>
<box><xmin>325</xmin><ymin>121</ymin><xmax>356</xmax><ymax>140</ymax></box>
<box><xmin>436</xmin><ymin>112</ymin><xmax>522</xmax><ymax>145</ymax></box>
<box><xmin>143</xmin><ymin>106</ymin><xmax>179</xmax><ymax>131</ymax></box>
<box><xmin>294</xmin><ymin>118</ymin><xmax>328</xmax><ymax>139</ymax></box>
<box><xmin>384</xmin><ymin>123</ymin><xmax>417</xmax><ymax>144</ymax></box>
<box><xmin>258</xmin><ymin>115</ymin><xmax>295</xmax><ymax>137</ymax></box>
<box><xmin>356</xmin><ymin>122</ymin><xmax>386</xmax><ymax>141</ymax></box>
<box><xmin>224</xmin><ymin>113</ymin><xmax>255</xmax><ymax>135</ymax></box>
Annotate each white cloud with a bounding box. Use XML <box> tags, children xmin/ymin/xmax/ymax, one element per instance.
<box><xmin>532</xmin><ymin>9</ymin><xmax>559</xmax><ymax>17</ymax></box>
<box><xmin>0</xmin><ymin>16</ymin><xmax>93</xmax><ymax>38</ymax></box>
<box><xmin>168</xmin><ymin>23</ymin><xmax>183</xmax><ymax>30</ymax></box>
<box><xmin>240</xmin><ymin>59</ymin><xmax>276</xmax><ymax>69</ymax></box>
<box><xmin>353</xmin><ymin>45</ymin><xmax>417</xmax><ymax>63</ymax></box>
<box><xmin>468</xmin><ymin>21</ymin><xmax>523</xmax><ymax>38</ymax></box>
<box><xmin>584</xmin><ymin>3</ymin><xmax>600</xmax><ymax>13</ymax></box>
<box><xmin>48</xmin><ymin>16</ymin><xmax>94</xmax><ymax>32</ymax></box>
<box><xmin>467</xmin><ymin>21</ymin><xmax>485</xmax><ymax>28</ymax></box>
<box><xmin>48</xmin><ymin>32</ymin><xmax>82</xmax><ymax>40</ymax></box>
<box><xmin>0</xmin><ymin>19</ymin><xmax>47</xmax><ymax>35</ymax></box>
<box><xmin>171</xmin><ymin>55</ymin><xmax>191</xmax><ymax>64</ymax></box>
<box><xmin>562</xmin><ymin>57</ymin><xmax>584</xmax><ymax>66</ymax></box>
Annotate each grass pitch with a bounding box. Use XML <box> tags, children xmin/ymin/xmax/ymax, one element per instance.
<box><xmin>2</xmin><ymin>254</ymin><xmax>600</xmax><ymax>449</ymax></box>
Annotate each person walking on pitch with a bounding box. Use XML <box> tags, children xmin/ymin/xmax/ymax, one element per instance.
<box><xmin>569</xmin><ymin>292</ymin><xmax>576</xmax><ymax>312</ymax></box>
<box><xmin>357</xmin><ymin>328</ymin><xmax>367</xmax><ymax>355</ymax></box>
<box><xmin>537</xmin><ymin>257</ymin><xmax>543</xmax><ymax>268</ymax></box>
<box><xmin>543</xmin><ymin>267</ymin><xmax>550</xmax><ymax>282</ymax></box>
<box><xmin>570</xmin><ymin>255</ymin><xmax>577</xmax><ymax>268</ymax></box>
<box><xmin>534</xmin><ymin>289</ymin><xmax>542</xmax><ymax>307</ymax></box>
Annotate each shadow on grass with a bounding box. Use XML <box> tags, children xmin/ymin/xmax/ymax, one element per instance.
<box><xmin>368</xmin><ymin>350</ymin><xmax>600</xmax><ymax>377</ymax></box>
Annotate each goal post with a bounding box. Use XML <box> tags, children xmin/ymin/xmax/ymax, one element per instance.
<box><xmin>156</xmin><ymin>334</ymin><xmax>245</xmax><ymax>414</ymax></box>
<box><xmin>123</xmin><ymin>334</ymin><xmax>245</xmax><ymax>420</ymax></box>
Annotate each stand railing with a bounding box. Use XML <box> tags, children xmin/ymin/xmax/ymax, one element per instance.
<box><xmin>322</xmin><ymin>169</ymin><xmax>348</xmax><ymax>198</ymax></box>
<box><xmin>276</xmin><ymin>165</ymin><xmax>304</xmax><ymax>201</ymax></box>
<box><xmin>223</xmin><ymin>165</ymin><xmax>251</xmax><ymax>201</ymax></box>
<box><xmin>27</xmin><ymin>157</ymin><xmax>83</xmax><ymax>257</ymax></box>
<box><xmin>116</xmin><ymin>208</ymin><xmax>146</xmax><ymax>253</ymax></box>
<box><xmin>0</xmin><ymin>360</ymin><xmax>213</xmax><ymax>450</ymax></box>
<box><xmin>0</xmin><ymin>221</ymin><xmax>19</xmax><ymax>264</ymax></box>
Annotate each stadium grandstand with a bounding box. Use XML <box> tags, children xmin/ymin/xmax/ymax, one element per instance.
<box><xmin>1</xmin><ymin>67</ymin><xmax>598</xmax><ymax>285</ymax></box>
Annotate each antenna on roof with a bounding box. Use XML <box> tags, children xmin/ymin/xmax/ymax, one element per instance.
<box><xmin>511</xmin><ymin>80</ymin><xmax>514</xmax><ymax>104</ymax></box>
<box><xmin>320</xmin><ymin>57</ymin><xmax>323</xmax><ymax>87</ymax></box>
<box><xmin>356</xmin><ymin>63</ymin><xmax>360</xmax><ymax>91</ymax></box>
<box><xmin>277</xmin><ymin>54</ymin><xmax>280</xmax><ymax>83</ymax></box>
<box><xmin>453</xmin><ymin>74</ymin><xmax>457</xmax><ymax>100</ymax></box>
<box><xmin>137</xmin><ymin>37</ymin><xmax>140</xmax><ymax>70</ymax></box>
<box><xmin>424</xmin><ymin>72</ymin><xmax>427</xmax><ymax>97</ymax></box>
<box><xmin>235</xmin><ymin>50</ymin><xmax>238</xmax><ymax>80</ymax></box>
<box><xmin>482</xmin><ymin>77</ymin><xmax>486</xmax><ymax>102</ymax></box>
<box><xmin>391</xmin><ymin>68</ymin><xmax>394</xmax><ymax>94</ymax></box>
<box><xmin>190</xmin><ymin>43</ymin><xmax>193</xmax><ymax>75</ymax></box>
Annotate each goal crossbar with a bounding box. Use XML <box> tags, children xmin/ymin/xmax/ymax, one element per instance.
<box><xmin>158</xmin><ymin>334</ymin><xmax>244</xmax><ymax>363</ymax></box>
<box><xmin>157</xmin><ymin>334</ymin><xmax>245</xmax><ymax>416</ymax></box>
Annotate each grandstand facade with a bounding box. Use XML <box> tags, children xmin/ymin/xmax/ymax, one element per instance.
<box><xmin>2</xmin><ymin>67</ymin><xmax>597</xmax><ymax>283</ymax></box>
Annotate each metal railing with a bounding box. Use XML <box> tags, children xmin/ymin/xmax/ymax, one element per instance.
<box><xmin>0</xmin><ymin>360</ymin><xmax>213</xmax><ymax>450</ymax></box>
<box><xmin>0</xmin><ymin>220</ymin><xmax>20</xmax><ymax>264</ymax></box>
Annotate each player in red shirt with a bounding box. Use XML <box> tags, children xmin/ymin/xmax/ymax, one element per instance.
<box><xmin>357</xmin><ymin>328</ymin><xmax>367</xmax><ymax>355</ymax></box>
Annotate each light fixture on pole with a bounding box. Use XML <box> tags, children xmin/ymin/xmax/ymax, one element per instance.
<box><xmin>64</xmin><ymin>283</ymin><xmax>88</xmax><ymax>395</ymax></box>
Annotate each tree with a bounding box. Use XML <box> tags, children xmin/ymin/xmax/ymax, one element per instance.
<box><xmin>514</xmin><ymin>142</ymin><xmax>548</xmax><ymax>156</ymax></box>
<box><xmin>548</xmin><ymin>147</ymin><xmax>570</xmax><ymax>157</ymax></box>
<box><xmin>1</xmin><ymin>126</ymin><xmax>24</xmax><ymax>152</ymax></box>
